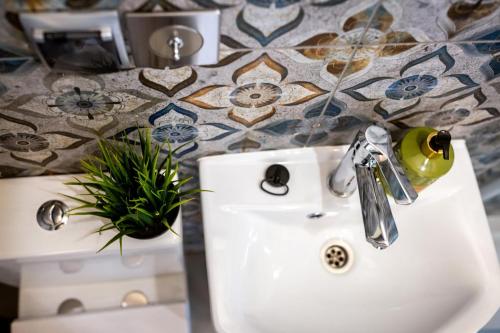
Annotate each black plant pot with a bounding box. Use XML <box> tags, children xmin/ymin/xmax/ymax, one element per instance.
<box><xmin>127</xmin><ymin>201</ymin><xmax>180</xmax><ymax>240</ymax></box>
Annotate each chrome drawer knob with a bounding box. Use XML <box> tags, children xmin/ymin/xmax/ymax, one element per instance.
<box><xmin>37</xmin><ymin>200</ymin><xmax>69</xmax><ymax>231</ymax></box>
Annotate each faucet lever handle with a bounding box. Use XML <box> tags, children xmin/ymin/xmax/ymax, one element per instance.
<box><xmin>364</xmin><ymin>125</ymin><xmax>418</xmax><ymax>205</ymax></box>
<box><xmin>356</xmin><ymin>165</ymin><xmax>398</xmax><ymax>249</ymax></box>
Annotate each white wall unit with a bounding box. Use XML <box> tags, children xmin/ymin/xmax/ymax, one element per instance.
<box><xmin>0</xmin><ymin>174</ymin><xmax>188</xmax><ymax>331</ymax></box>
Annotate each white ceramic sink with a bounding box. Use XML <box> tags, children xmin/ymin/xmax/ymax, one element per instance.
<box><xmin>199</xmin><ymin>140</ymin><xmax>500</xmax><ymax>333</ymax></box>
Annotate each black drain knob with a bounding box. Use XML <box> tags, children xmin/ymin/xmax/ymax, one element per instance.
<box><xmin>260</xmin><ymin>164</ymin><xmax>290</xmax><ymax>196</ymax></box>
<box><xmin>265</xmin><ymin>164</ymin><xmax>290</xmax><ymax>187</ymax></box>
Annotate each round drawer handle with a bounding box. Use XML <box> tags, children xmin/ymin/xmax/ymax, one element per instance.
<box><xmin>37</xmin><ymin>200</ymin><xmax>69</xmax><ymax>231</ymax></box>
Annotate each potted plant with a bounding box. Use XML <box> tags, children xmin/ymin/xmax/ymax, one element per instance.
<box><xmin>65</xmin><ymin>128</ymin><xmax>201</xmax><ymax>255</ymax></box>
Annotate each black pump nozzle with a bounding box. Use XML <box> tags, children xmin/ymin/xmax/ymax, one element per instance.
<box><xmin>429</xmin><ymin>130</ymin><xmax>451</xmax><ymax>160</ymax></box>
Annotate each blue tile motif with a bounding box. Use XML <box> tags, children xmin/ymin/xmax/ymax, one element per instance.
<box><xmin>341</xmin><ymin>46</ymin><xmax>479</xmax><ymax>119</ymax></box>
<box><xmin>123</xmin><ymin>103</ymin><xmax>242</xmax><ymax>157</ymax></box>
<box><xmin>256</xmin><ymin>97</ymin><xmax>362</xmax><ymax>145</ymax></box>
<box><xmin>148</xmin><ymin>104</ymin><xmax>199</xmax><ymax>157</ymax></box>
<box><xmin>385</xmin><ymin>75</ymin><xmax>438</xmax><ymax>100</ymax></box>
<box><xmin>152</xmin><ymin>124</ymin><xmax>198</xmax><ymax>144</ymax></box>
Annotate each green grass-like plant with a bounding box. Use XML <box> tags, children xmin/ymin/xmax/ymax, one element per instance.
<box><xmin>65</xmin><ymin>129</ymin><xmax>201</xmax><ymax>255</ymax></box>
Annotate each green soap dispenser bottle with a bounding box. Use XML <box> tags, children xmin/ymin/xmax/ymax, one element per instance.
<box><xmin>395</xmin><ymin>127</ymin><xmax>454</xmax><ymax>192</ymax></box>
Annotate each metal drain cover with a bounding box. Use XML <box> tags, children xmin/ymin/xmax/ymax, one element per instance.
<box><xmin>321</xmin><ymin>240</ymin><xmax>354</xmax><ymax>274</ymax></box>
<box><xmin>325</xmin><ymin>245</ymin><xmax>348</xmax><ymax>269</ymax></box>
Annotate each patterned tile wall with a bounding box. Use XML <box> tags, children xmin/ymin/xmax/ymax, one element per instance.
<box><xmin>0</xmin><ymin>0</ymin><xmax>499</xmax><ymax>248</ymax></box>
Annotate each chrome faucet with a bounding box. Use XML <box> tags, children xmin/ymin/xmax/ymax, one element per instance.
<box><xmin>329</xmin><ymin>124</ymin><xmax>418</xmax><ymax>250</ymax></box>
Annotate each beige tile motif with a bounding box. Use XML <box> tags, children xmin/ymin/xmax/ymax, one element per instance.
<box><xmin>181</xmin><ymin>53</ymin><xmax>328</xmax><ymax>127</ymax></box>
<box><xmin>139</xmin><ymin>67</ymin><xmax>197</xmax><ymax>97</ymax></box>
<box><xmin>289</xmin><ymin>1</ymin><xmax>422</xmax><ymax>84</ymax></box>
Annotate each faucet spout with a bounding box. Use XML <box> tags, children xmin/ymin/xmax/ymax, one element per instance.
<box><xmin>328</xmin><ymin>124</ymin><xmax>418</xmax><ymax>249</ymax></box>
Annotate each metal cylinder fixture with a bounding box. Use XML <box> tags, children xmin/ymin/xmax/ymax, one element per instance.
<box><xmin>37</xmin><ymin>200</ymin><xmax>69</xmax><ymax>231</ymax></box>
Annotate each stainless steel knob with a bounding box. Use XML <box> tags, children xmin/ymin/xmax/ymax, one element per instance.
<box><xmin>168</xmin><ymin>36</ymin><xmax>184</xmax><ymax>62</ymax></box>
<box><xmin>37</xmin><ymin>200</ymin><xmax>69</xmax><ymax>231</ymax></box>
<box><xmin>147</xmin><ymin>24</ymin><xmax>203</xmax><ymax>66</ymax></box>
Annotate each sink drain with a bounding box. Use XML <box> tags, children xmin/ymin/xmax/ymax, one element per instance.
<box><xmin>321</xmin><ymin>240</ymin><xmax>353</xmax><ymax>274</ymax></box>
<box><xmin>325</xmin><ymin>245</ymin><xmax>348</xmax><ymax>269</ymax></box>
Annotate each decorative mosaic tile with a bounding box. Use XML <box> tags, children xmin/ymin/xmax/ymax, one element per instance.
<box><xmin>276</xmin><ymin>1</ymin><xmax>427</xmax><ymax>86</ymax></box>
<box><xmin>0</xmin><ymin>66</ymin><xmax>166</xmax><ymax>175</ymax></box>
<box><xmin>336</xmin><ymin>42</ymin><xmax>500</xmax><ymax>136</ymax></box>
<box><xmin>219</xmin><ymin>0</ymin><xmax>382</xmax><ymax>48</ymax></box>
<box><xmin>115</xmin><ymin>54</ymin><xmax>289</xmax><ymax>159</ymax></box>
<box><xmin>175</xmin><ymin>49</ymin><xmax>334</xmax><ymax>153</ymax></box>
<box><xmin>380</xmin><ymin>0</ymin><xmax>500</xmax><ymax>42</ymax></box>
<box><xmin>2</xmin><ymin>40</ymin><xmax>496</xmax><ymax>182</ymax></box>
<box><xmin>0</xmin><ymin>47</ymin><xmax>336</xmax><ymax>174</ymax></box>
<box><xmin>257</xmin><ymin>95</ymin><xmax>369</xmax><ymax>146</ymax></box>
<box><xmin>109</xmin><ymin>101</ymin><xmax>241</xmax><ymax>159</ymax></box>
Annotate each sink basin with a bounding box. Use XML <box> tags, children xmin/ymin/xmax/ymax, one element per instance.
<box><xmin>199</xmin><ymin>140</ymin><xmax>500</xmax><ymax>333</ymax></box>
